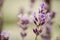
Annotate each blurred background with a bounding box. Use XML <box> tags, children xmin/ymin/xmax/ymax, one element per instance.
<box><xmin>0</xmin><ymin>0</ymin><xmax>60</xmax><ymax>40</ymax></box>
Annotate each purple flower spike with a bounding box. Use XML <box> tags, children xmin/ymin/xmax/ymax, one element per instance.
<box><xmin>3</xmin><ymin>37</ymin><xmax>9</xmax><ymax>40</ymax></box>
<box><xmin>33</xmin><ymin>20</ymin><xmax>37</xmax><ymax>25</ymax></box>
<box><xmin>33</xmin><ymin>16</ymin><xmax>38</xmax><ymax>25</ymax></box>
<box><xmin>34</xmin><ymin>17</ymin><xmax>38</xmax><ymax>22</ymax></box>
<box><xmin>38</xmin><ymin>20</ymin><xmax>45</xmax><ymax>26</ymax></box>
<box><xmin>41</xmin><ymin>35</ymin><xmax>51</xmax><ymax>40</ymax></box>
<box><xmin>46</xmin><ymin>27</ymin><xmax>51</xmax><ymax>34</ymax></box>
<box><xmin>41</xmin><ymin>2</ymin><xmax>46</xmax><ymax>8</ymax></box>
<box><xmin>1</xmin><ymin>32</ymin><xmax>9</xmax><ymax>40</ymax></box>
<box><xmin>39</xmin><ymin>10</ymin><xmax>40</xmax><ymax>13</ymax></box>
<box><xmin>34</xmin><ymin>14</ymin><xmax>38</xmax><ymax>22</ymax></box>
<box><xmin>41</xmin><ymin>3</ymin><xmax>45</xmax><ymax>8</ymax></box>
<box><xmin>30</xmin><ymin>0</ymin><xmax>35</xmax><ymax>3</ymax></box>
<box><xmin>50</xmin><ymin>12</ymin><xmax>55</xmax><ymax>19</ymax></box>
<box><xmin>39</xmin><ymin>13</ymin><xmax>45</xmax><ymax>20</ymax></box>
<box><xmin>21</xmin><ymin>19</ymin><xmax>29</xmax><ymax>25</ymax></box>
<box><xmin>41</xmin><ymin>14</ymin><xmax>45</xmax><ymax>18</ymax></box>
<box><xmin>39</xmin><ymin>29</ymin><xmax>42</xmax><ymax>33</ymax></box>
<box><xmin>33</xmin><ymin>28</ymin><xmax>39</xmax><ymax>35</ymax></box>
<box><xmin>20</xmin><ymin>32</ymin><xmax>27</xmax><ymax>38</ymax></box>
<box><xmin>40</xmin><ymin>21</ymin><xmax>45</xmax><ymax>25</ymax></box>
<box><xmin>33</xmin><ymin>28</ymin><xmax>42</xmax><ymax>35</ymax></box>
<box><xmin>33</xmin><ymin>28</ymin><xmax>37</xmax><ymax>33</ymax></box>
<box><xmin>47</xmin><ymin>21</ymin><xmax>53</xmax><ymax>25</ymax></box>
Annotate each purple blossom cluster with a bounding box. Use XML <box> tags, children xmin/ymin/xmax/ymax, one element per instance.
<box><xmin>32</xmin><ymin>2</ymin><xmax>55</xmax><ymax>40</ymax></box>
<box><xmin>17</xmin><ymin>8</ymin><xmax>30</xmax><ymax>40</ymax></box>
<box><xmin>33</xmin><ymin>28</ymin><xmax>42</xmax><ymax>35</ymax></box>
<box><xmin>30</xmin><ymin>0</ymin><xmax>35</xmax><ymax>4</ymax></box>
<box><xmin>0</xmin><ymin>32</ymin><xmax>10</xmax><ymax>40</ymax></box>
<box><xmin>0</xmin><ymin>0</ymin><xmax>4</xmax><ymax>8</ymax></box>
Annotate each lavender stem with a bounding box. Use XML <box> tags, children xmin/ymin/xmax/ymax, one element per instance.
<box><xmin>35</xmin><ymin>35</ymin><xmax>38</xmax><ymax>40</ymax></box>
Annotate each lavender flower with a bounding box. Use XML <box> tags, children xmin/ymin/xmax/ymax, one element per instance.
<box><xmin>32</xmin><ymin>8</ymin><xmax>47</xmax><ymax>40</ymax></box>
<box><xmin>20</xmin><ymin>32</ymin><xmax>27</xmax><ymax>38</ymax></box>
<box><xmin>46</xmin><ymin>27</ymin><xmax>51</xmax><ymax>35</ymax></box>
<box><xmin>33</xmin><ymin>27</ymin><xmax>43</xmax><ymax>40</ymax></box>
<box><xmin>33</xmin><ymin>20</ymin><xmax>37</xmax><ymax>25</ymax></box>
<box><xmin>30</xmin><ymin>0</ymin><xmax>35</xmax><ymax>3</ymax></box>
<box><xmin>33</xmin><ymin>28</ymin><xmax>42</xmax><ymax>35</ymax></box>
<box><xmin>39</xmin><ymin>13</ymin><xmax>46</xmax><ymax>20</ymax></box>
<box><xmin>1</xmin><ymin>32</ymin><xmax>10</xmax><ymax>40</ymax></box>
<box><xmin>33</xmin><ymin>15</ymin><xmax>38</xmax><ymax>25</ymax></box>
<box><xmin>33</xmin><ymin>13</ymin><xmax>38</xmax><ymax>22</ymax></box>
<box><xmin>33</xmin><ymin>1</ymin><xmax>55</xmax><ymax>40</ymax></box>
<box><xmin>34</xmin><ymin>17</ymin><xmax>38</xmax><ymax>22</ymax></box>
<box><xmin>33</xmin><ymin>12</ymin><xmax>46</xmax><ymax>26</ymax></box>
<box><xmin>41</xmin><ymin>13</ymin><xmax>53</xmax><ymax>40</ymax></box>
<box><xmin>33</xmin><ymin>28</ymin><xmax>39</xmax><ymax>35</ymax></box>
<box><xmin>41</xmin><ymin>2</ymin><xmax>49</xmax><ymax>10</ymax></box>
<box><xmin>38</xmin><ymin>20</ymin><xmax>45</xmax><ymax>26</ymax></box>
<box><xmin>41</xmin><ymin>3</ymin><xmax>45</xmax><ymax>8</ymax></box>
<box><xmin>41</xmin><ymin>35</ymin><xmax>51</xmax><ymax>40</ymax></box>
<box><xmin>32</xmin><ymin>13</ymin><xmax>38</xmax><ymax>25</ymax></box>
<box><xmin>2</xmin><ymin>37</ymin><xmax>9</xmax><ymax>40</ymax></box>
<box><xmin>47</xmin><ymin>21</ymin><xmax>53</xmax><ymax>25</ymax></box>
<box><xmin>40</xmin><ymin>2</ymin><xmax>49</xmax><ymax>14</ymax></box>
<box><xmin>41</xmin><ymin>27</ymin><xmax>51</xmax><ymax>40</ymax></box>
<box><xmin>38</xmin><ymin>13</ymin><xmax>46</xmax><ymax>26</ymax></box>
<box><xmin>39</xmin><ymin>29</ymin><xmax>42</xmax><ymax>33</ymax></box>
<box><xmin>19</xmin><ymin>19</ymin><xmax>29</xmax><ymax>30</ymax></box>
<box><xmin>21</xmin><ymin>19</ymin><xmax>29</xmax><ymax>25</ymax></box>
<box><xmin>18</xmin><ymin>14</ymin><xmax>30</xmax><ymax>30</ymax></box>
<box><xmin>50</xmin><ymin>11</ymin><xmax>55</xmax><ymax>19</ymax></box>
<box><xmin>18</xmin><ymin>9</ymin><xmax>30</xmax><ymax>40</ymax></box>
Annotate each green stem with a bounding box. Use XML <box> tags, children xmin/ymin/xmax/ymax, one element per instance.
<box><xmin>35</xmin><ymin>35</ymin><xmax>38</xmax><ymax>40</ymax></box>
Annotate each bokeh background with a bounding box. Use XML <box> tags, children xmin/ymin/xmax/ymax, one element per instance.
<box><xmin>1</xmin><ymin>0</ymin><xmax>60</xmax><ymax>40</ymax></box>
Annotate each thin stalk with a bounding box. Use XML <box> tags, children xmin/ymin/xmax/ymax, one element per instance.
<box><xmin>35</xmin><ymin>35</ymin><xmax>38</xmax><ymax>40</ymax></box>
